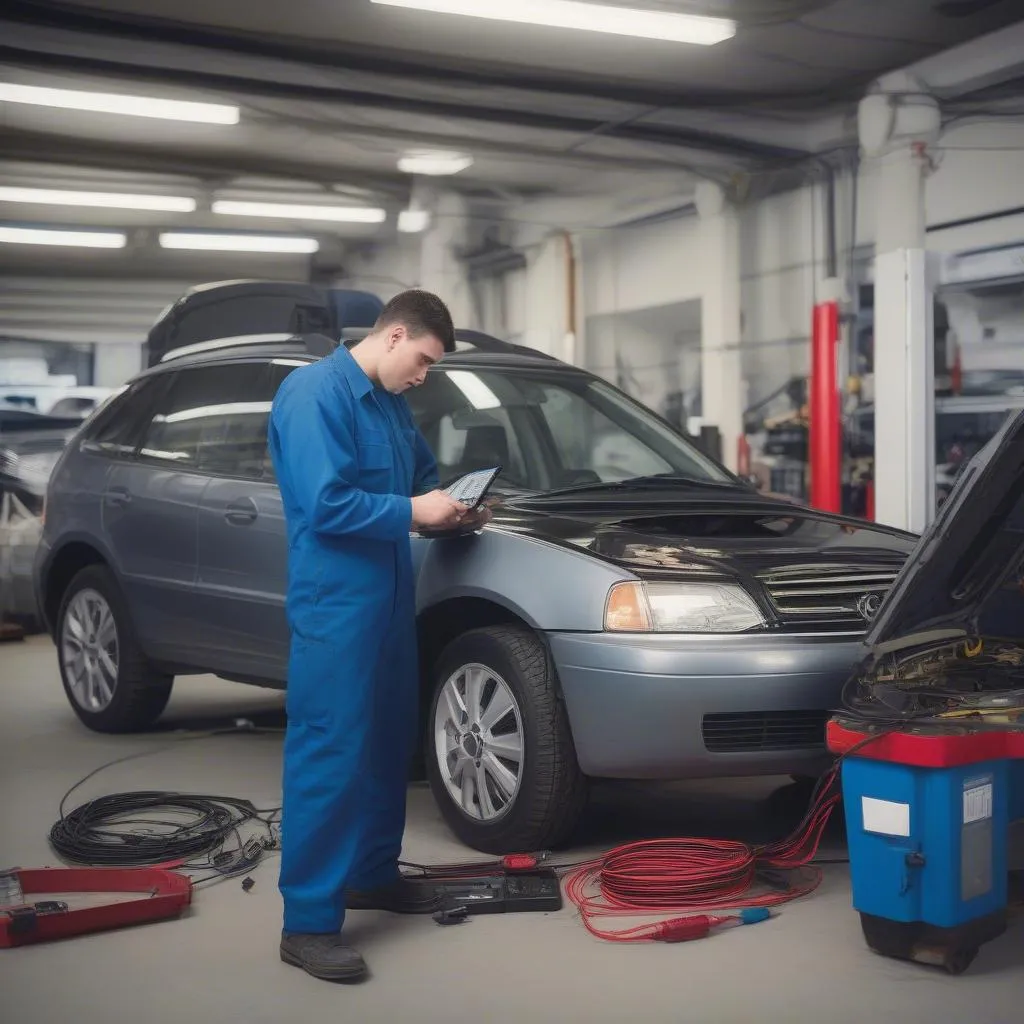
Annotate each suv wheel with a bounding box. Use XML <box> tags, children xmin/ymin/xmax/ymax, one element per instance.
<box><xmin>426</xmin><ymin>626</ymin><xmax>587</xmax><ymax>854</ymax></box>
<box><xmin>56</xmin><ymin>565</ymin><xmax>174</xmax><ymax>733</ymax></box>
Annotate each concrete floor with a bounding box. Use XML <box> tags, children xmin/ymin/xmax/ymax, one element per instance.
<box><xmin>1</xmin><ymin>635</ymin><xmax>1021</xmax><ymax>1023</ymax></box>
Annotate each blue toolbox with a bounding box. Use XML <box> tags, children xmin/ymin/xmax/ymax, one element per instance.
<box><xmin>829</xmin><ymin>719</ymin><xmax>1024</xmax><ymax>974</ymax></box>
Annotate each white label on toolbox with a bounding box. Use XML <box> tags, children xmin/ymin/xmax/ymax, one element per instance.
<box><xmin>861</xmin><ymin>796</ymin><xmax>911</xmax><ymax>837</ymax></box>
<box><xmin>963</xmin><ymin>780</ymin><xmax>993</xmax><ymax>824</ymax></box>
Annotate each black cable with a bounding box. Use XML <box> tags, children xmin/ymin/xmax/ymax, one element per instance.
<box><xmin>49</xmin><ymin>790</ymin><xmax>280</xmax><ymax>867</ymax></box>
<box><xmin>48</xmin><ymin>725</ymin><xmax>283</xmax><ymax>874</ymax></box>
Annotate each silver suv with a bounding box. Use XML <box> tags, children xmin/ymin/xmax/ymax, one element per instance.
<box><xmin>35</xmin><ymin>328</ymin><xmax>916</xmax><ymax>853</ymax></box>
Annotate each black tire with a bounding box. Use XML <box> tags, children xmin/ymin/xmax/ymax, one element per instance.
<box><xmin>425</xmin><ymin>626</ymin><xmax>587</xmax><ymax>855</ymax></box>
<box><xmin>55</xmin><ymin>565</ymin><xmax>174</xmax><ymax>733</ymax></box>
<box><xmin>943</xmin><ymin>947</ymin><xmax>978</xmax><ymax>975</ymax></box>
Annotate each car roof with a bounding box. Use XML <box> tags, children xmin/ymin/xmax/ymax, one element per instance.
<box><xmin>136</xmin><ymin>328</ymin><xmax>587</xmax><ymax>379</ymax></box>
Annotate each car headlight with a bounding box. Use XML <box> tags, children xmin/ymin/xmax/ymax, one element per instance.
<box><xmin>604</xmin><ymin>580</ymin><xmax>764</xmax><ymax>633</ymax></box>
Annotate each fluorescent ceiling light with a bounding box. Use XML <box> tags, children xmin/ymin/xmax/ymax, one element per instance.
<box><xmin>398</xmin><ymin>150</ymin><xmax>474</xmax><ymax>176</ymax></box>
<box><xmin>0</xmin><ymin>186</ymin><xmax>196</xmax><ymax>213</ymax></box>
<box><xmin>159</xmin><ymin>232</ymin><xmax>319</xmax><ymax>253</ymax></box>
<box><xmin>0</xmin><ymin>226</ymin><xmax>127</xmax><ymax>248</ymax></box>
<box><xmin>398</xmin><ymin>209</ymin><xmax>431</xmax><ymax>233</ymax></box>
<box><xmin>0</xmin><ymin>83</ymin><xmax>239</xmax><ymax>124</ymax></box>
<box><xmin>370</xmin><ymin>0</ymin><xmax>736</xmax><ymax>45</ymax></box>
<box><xmin>212</xmin><ymin>200</ymin><xmax>386</xmax><ymax>223</ymax></box>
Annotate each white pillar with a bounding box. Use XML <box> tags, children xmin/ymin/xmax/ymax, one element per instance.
<box><xmin>859</xmin><ymin>78</ymin><xmax>941</xmax><ymax>533</ymax></box>
<box><xmin>875</xmin><ymin>146</ymin><xmax>929</xmax><ymax>255</ymax></box>
<box><xmin>520</xmin><ymin>232</ymin><xmax>575</xmax><ymax>360</ymax></box>
<box><xmin>417</xmin><ymin>190</ymin><xmax>476</xmax><ymax>328</ymax></box>
<box><xmin>94</xmin><ymin>342</ymin><xmax>142</xmax><ymax>387</ymax></box>
<box><xmin>695</xmin><ymin>181</ymin><xmax>743</xmax><ymax>472</ymax></box>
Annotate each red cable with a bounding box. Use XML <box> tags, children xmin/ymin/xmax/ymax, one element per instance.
<box><xmin>564</xmin><ymin>767</ymin><xmax>842</xmax><ymax>942</ymax></box>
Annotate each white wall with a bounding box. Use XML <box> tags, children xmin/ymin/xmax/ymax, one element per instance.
<box><xmin>578</xmin><ymin>214</ymin><xmax>703</xmax><ymax>318</ymax></box>
<box><xmin>338</xmin><ymin>236</ymin><xmax>423</xmax><ymax>299</ymax></box>
<box><xmin>503</xmin><ymin>233</ymin><xmax>572</xmax><ymax>358</ymax></box>
<box><xmin>525</xmin><ymin>117</ymin><xmax>1024</xmax><ymax>416</ymax></box>
<box><xmin>737</xmin><ymin>183</ymin><xmax>838</xmax><ymax>408</ymax></box>
<box><xmin>584</xmin><ymin>301</ymin><xmax>701</xmax><ymax>421</ymax></box>
<box><xmin>0</xmin><ymin>237</ymin><xmax>434</xmax><ymax>389</ymax></box>
<box><xmin>94</xmin><ymin>343</ymin><xmax>143</xmax><ymax>387</ymax></box>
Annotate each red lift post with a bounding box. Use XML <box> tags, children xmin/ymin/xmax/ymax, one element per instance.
<box><xmin>810</xmin><ymin>300</ymin><xmax>841</xmax><ymax>513</ymax></box>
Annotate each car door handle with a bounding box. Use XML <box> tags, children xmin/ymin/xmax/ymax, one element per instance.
<box><xmin>104</xmin><ymin>487</ymin><xmax>132</xmax><ymax>507</ymax></box>
<box><xmin>224</xmin><ymin>497</ymin><xmax>259</xmax><ymax>525</ymax></box>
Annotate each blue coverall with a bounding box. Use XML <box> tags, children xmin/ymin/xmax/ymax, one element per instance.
<box><xmin>267</xmin><ymin>344</ymin><xmax>439</xmax><ymax>935</ymax></box>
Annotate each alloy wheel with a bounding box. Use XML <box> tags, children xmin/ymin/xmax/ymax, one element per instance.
<box><xmin>61</xmin><ymin>588</ymin><xmax>120</xmax><ymax>712</ymax></box>
<box><xmin>433</xmin><ymin>662</ymin><xmax>524</xmax><ymax>822</ymax></box>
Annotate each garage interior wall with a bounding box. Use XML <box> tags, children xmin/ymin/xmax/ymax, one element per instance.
<box><xmin>0</xmin><ymin>238</ymin><xmax>426</xmax><ymax>388</ymax></box>
<box><xmin>500</xmin><ymin>115</ymin><xmax>1024</xmax><ymax>423</ymax></box>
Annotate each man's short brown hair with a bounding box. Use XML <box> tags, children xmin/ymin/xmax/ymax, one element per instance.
<box><xmin>375</xmin><ymin>289</ymin><xmax>456</xmax><ymax>353</ymax></box>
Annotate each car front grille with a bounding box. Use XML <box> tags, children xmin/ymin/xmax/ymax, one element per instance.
<box><xmin>702</xmin><ymin>711</ymin><xmax>828</xmax><ymax>753</ymax></box>
<box><xmin>757</xmin><ymin>563</ymin><xmax>901</xmax><ymax>632</ymax></box>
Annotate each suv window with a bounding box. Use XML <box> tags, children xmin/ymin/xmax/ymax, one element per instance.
<box><xmin>81</xmin><ymin>377</ymin><xmax>168</xmax><ymax>457</ymax></box>
<box><xmin>137</xmin><ymin>360</ymin><xmax>297</xmax><ymax>478</ymax></box>
<box><xmin>406</xmin><ymin>365</ymin><xmax>729</xmax><ymax>492</ymax></box>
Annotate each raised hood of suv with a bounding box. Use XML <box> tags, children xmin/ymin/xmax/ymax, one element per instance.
<box><xmin>863</xmin><ymin>408</ymin><xmax>1024</xmax><ymax>657</ymax></box>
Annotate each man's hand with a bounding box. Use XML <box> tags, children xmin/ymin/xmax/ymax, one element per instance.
<box><xmin>457</xmin><ymin>504</ymin><xmax>493</xmax><ymax>531</ymax></box>
<box><xmin>411</xmin><ymin>490</ymin><xmax>466</xmax><ymax>530</ymax></box>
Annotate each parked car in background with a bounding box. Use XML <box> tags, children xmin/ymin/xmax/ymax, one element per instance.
<box><xmin>35</xmin><ymin>326</ymin><xmax>917</xmax><ymax>853</ymax></box>
<box><xmin>1</xmin><ymin>413</ymin><xmax>82</xmax><ymax>630</ymax></box>
<box><xmin>1</xmin><ymin>385</ymin><xmax>113</xmax><ymax>419</ymax></box>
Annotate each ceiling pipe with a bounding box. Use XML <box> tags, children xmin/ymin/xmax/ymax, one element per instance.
<box><xmin>0</xmin><ymin>0</ymin><xmax>869</xmax><ymax>112</ymax></box>
<box><xmin>0</xmin><ymin>44</ymin><xmax>809</xmax><ymax>163</ymax></box>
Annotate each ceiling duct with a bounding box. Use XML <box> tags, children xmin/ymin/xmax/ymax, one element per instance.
<box><xmin>457</xmin><ymin>238</ymin><xmax>528</xmax><ymax>281</ymax></box>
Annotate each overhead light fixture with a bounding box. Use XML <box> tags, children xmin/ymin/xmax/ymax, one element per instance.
<box><xmin>397</xmin><ymin>150</ymin><xmax>474</xmax><ymax>176</ymax></box>
<box><xmin>0</xmin><ymin>186</ymin><xmax>196</xmax><ymax>213</ymax></box>
<box><xmin>398</xmin><ymin>209</ymin><xmax>431</xmax><ymax>233</ymax></box>
<box><xmin>0</xmin><ymin>83</ymin><xmax>240</xmax><ymax>124</ymax></box>
<box><xmin>211</xmin><ymin>200</ymin><xmax>386</xmax><ymax>223</ymax></box>
<box><xmin>158</xmin><ymin>232</ymin><xmax>319</xmax><ymax>253</ymax></box>
<box><xmin>0</xmin><ymin>225</ymin><xmax>127</xmax><ymax>248</ymax></box>
<box><xmin>370</xmin><ymin>0</ymin><xmax>736</xmax><ymax>45</ymax></box>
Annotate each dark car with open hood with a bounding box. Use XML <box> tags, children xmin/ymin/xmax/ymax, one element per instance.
<box><xmin>843</xmin><ymin>408</ymin><xmax>1024</xmax><ymax>729</ymax></box>
<box><xmin>34</xmin><ymin>285</ymin><xmax>920</xmax><ymax>853</ymax></box>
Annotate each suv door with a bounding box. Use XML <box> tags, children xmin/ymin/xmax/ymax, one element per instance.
<box><xmin>100</xmin><ymin>368</ymin><xmax>213</xmax><ymax>658</ymax></box>
<box><xmin>192</xmin><ymin>357</ymin><xmax>299</xmax><ymax>681</ymax></box>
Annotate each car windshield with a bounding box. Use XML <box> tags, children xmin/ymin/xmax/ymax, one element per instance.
<box><xmin>405</xmin><ymin>365</ymin><xmax>733</xmax><ymax>494</ymax></box>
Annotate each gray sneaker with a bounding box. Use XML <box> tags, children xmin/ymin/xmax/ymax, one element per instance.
<box><xmin>280</xmin><ymin>932</ymin><xmax>368</xmax><ymax>982</ymax></box>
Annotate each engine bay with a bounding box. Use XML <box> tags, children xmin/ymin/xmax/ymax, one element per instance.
<box><xmin>847</xmin><ymin>638</ymin><xmax>1024</xmax><ymax>727</ymax></box>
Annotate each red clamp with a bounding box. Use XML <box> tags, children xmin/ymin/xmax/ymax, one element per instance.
<box><xmin>0</xmin><ymin>866</ymin><xmax>193</xmax><ymax>948</ymax></box>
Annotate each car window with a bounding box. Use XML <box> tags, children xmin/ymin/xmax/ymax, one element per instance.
<box><xmin>80</xmin><ymin>376</ymin><xmax>168</xmax><ymax>458</ymax></box>
<box><xmin>137</xmin><ymin>360</ymin><xmax>298</xmax><ymax>478</ymax></box>
<box><xmin>535</xmin><ymin>384</ymin><xmax>674</xmax><ymax>481</ymax></box>
<box><xmin>435</xmin><ymin>407</ymin><xmax>528</xmax><ymax>485</ymax></box>
<box><xmin>406</xmin><ymin>366</ymin><xmax>729</xmax><ymax>493</ymax></box>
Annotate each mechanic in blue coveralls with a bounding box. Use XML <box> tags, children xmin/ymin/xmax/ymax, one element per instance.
<box><xmin>268</xmin><ymin>290</ymin><xmax>490</xmax><ymax>983</ymax></box>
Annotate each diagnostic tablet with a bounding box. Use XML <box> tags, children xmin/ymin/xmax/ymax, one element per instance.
<box><xmin>444</xmin><ymin>466</ymin><xmax>502</xmax><ymax>510</ymax></box>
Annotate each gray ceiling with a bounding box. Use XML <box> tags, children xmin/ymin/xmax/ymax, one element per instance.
<box><xmin>0</xmin><ymin>0</ymin><xmax>1021</xmax><ymax>265</ymax></box>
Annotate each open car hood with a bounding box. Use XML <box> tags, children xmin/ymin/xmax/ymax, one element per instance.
<box><xmin>864</xmin><ymin>408</ymin><xmax>1024</xmax><ymax>655</ymax></box>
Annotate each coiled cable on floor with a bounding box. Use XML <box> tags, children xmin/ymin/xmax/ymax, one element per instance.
<box><xmin>564</xmin><ymin>763</ymin><xmax>844</xmax><ymax>942</ymax></box>
<box><xmin>48</xmin><ymin>790</ymin><xmax>276</xmax><ymax>868</ymax></box>
<box><xmin>47</xmin><ymin>726</ymin><xmax>283</xmax><ymax>880</ymax></box>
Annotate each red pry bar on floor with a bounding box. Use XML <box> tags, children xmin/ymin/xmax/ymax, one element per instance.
<box><xmin>0</xmin><ymin>866</ymin><xmax>193</xmax><ymax>948</ymax></box>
